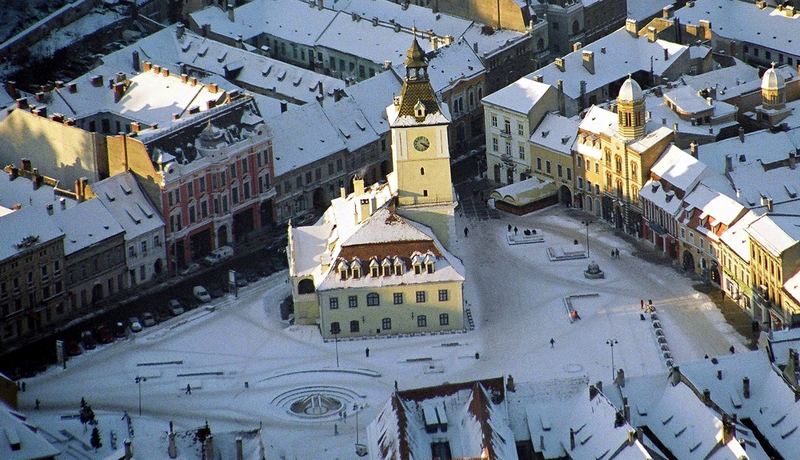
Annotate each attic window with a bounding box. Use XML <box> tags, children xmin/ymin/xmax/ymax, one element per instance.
<box><xmin>371</xmin><ymin>266</ymin><xmax>379</xmax><ymax>277</ymax></box>
<box><xmin>120</xmin><ymin>183</ymin><xmax>132</xmax><ymax>195</ymax></box>
<box><xmin>352</xmin><ymin>263</ymin><xmax>360</xmax><ymax>279</ymax></box>
<box><xmin>414</xmin><ymin>265</ymin><xmax>421</xmax><ymax>275</ymax></box>
<box><xmin>427</xmin><ymin>262</ymin><xmax>434</xmax><ymax>274</ymax></box>
<box><xmin>394</xmin><ymin>261</ymin><xmax>404</xmax><ymax>275</ymax></box>
<box><xmin>414</xmin><ymin>100</ymin><xmax>426</xmax><ymax>118</ymax></box>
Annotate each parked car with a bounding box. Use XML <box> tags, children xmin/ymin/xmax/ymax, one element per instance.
<box><xmin>128</xmin><ymin>317</ymin><xmax>143</xmax><ymax>333</ymax></box>
<box><xmin>193</xmin><ymin>285</ymin><xmax>211</xmax><ymax>303</ymax></box>
<box><xmin>141</xmin><ymin>312</ymin><xmax>156</xmax><ymax>327</ymax></box>
<box><xmin>80</xmin><ymin>331</ymin><xmax>96</xmax><ymax>350</ymax></box>
<box><xmin>235</xmin><ymin>275</ymin><xmax>248</xmax><ymax>288</ymax></box>
<box><xmin>168</xmin><ymin>299</ymin><xmax>185</xmax><ymax>316</ymax></box>
<box><xmin>114</xmin><ymin>321</ymin><xmax>127</xmax><ymax>338</ymax></box>
<box><xmin>179</xmin><ymin>262</ymin><xmax>201</xmax><ymax>276</ymax></box>
<box><xmin>65</xmin><ymin>340</ymin><xmax>82</xmax><ymax>356</ymax></box>
<box><xmin>95</xmin><ymin>325</ymin><xmax>114</xmax><ymax>344</ymax></box>
<box><xmin>207</xmin><ymin>284</ymin><xmax>225</xmax><ymax>299</ymax></box>
<box><xmin>202</xmin><ymin>246</ymin><xmax>234</xmax><ymax>266</ymax></box>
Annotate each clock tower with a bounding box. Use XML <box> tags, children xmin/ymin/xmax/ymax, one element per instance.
<box><xmin>386</xmin><ymin>38</ymin><xmax>456</xmax><ymax>247</ymax></box>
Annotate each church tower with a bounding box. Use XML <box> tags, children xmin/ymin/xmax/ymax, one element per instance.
<box><xmin>387</xmin><ymin>38</ymin><xmax>456</xmax><ymax>248</ymax></box>
<box><xmin>757</xmin><ymin>63</ymin><xmax>792</xmax><ymax>126</ymax></box>
<box><xmin>616</xmin><ymin>75</ymin><xmax>646</xmax><ymax>140</ymax></box>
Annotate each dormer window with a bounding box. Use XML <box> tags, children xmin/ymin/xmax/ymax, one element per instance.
<box><xmin>351</xmin><ymin>258</ymin><xmax>361</xmax><ymax>279</ymax></box>
<box><xmin>382</xmin><ymin>258</ymin><xmax>392</xmax><ymax>276</ymax></box>
<box><xmin>394</xmin><ymin>259</ymin><xmax>404</xmax><ymax>276</ymax></box>
<box><xmin>414</xmin><ymin>100</ymin><xmax>426</xmax><ymax>118</ymax></box>
<box><xmin>370</xmin><ymin>258</ymin><xmax>380</xmax><ymax>277</ymax></box>
<box><xmin>338</xmin><ymin>260</ymin><xmax>349</xmax><ymax>280</ymax></box>
<box><xmin>424</xmin><ymin>253</ymin><xmax>435</xmax><ymax>274</ymax></box>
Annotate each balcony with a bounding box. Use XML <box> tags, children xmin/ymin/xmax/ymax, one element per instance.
<box><xmin>498</xmin><ymin>129</ymin><xmax>512</xmax><ymax>139</ymax></box>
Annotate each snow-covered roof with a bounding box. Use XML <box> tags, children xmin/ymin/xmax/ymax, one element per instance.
<box><xmin>51</xmin><ymin>198</ymin><xmax>125</xmax><ymax>255</ymax></box>
<box><xmin>683</xmin><ymin>183</ymin><xmax>745</xmax><ymax>228</ymax></box>
<box><xmin>529</xmin><ymin>28</ymin><xmax>688</xmax><ymax>100</ymax></box>
<box><xmin>103</xmin><ymin>26</ymin><xmax>347</xmax><ymax>107</ymax></box>
<box><xmin>345</xmin><ymin>69</ymin><xmax>402</xmax><ymax>135</ymax></box>
<box><xmin>679</xmin><ymin>59</ymin><xmax>761</xmax><ymax>101</ymax></box>
<box><xmin>0</xmin><ymin>402</ymin><xmax>59</xmax><ymax>460</ymax></box>
<box><xmin>578</xmin><ymin>105</ymin><xmax>618</xmax><ymax>137</ymax></box>
<box><xmin>481</xmin><ymin>78</ymin><xmax>555</xmax><ymax>115</ymax></box>
<box><xmin>320</xmin><ymin>96</ymin><xmax>379</xmax><ymax>152</ymax></box>
<box><xmin>784</xmin><ymin>268</ymin><xmax>800</xmax><ymax>304</ymax></box>
<box><xmin>696</xmin><ymin>129</ymin><xmax>798</xmax><ymax>175</ymax></box>
<box><xmin>745</xmin><ymin>213</ymin><xmax>800</xmax><ymax>256</ymax></box>
<box><xmin>0</xmin><ymin>205</ymin><xmax>64</xmax><ymax>262</ymax></box>
<box><xmin>269</xmin><ymin>101</ymin><xmax>347</xmax><ymax>177</ymax></box>
<box><xmin>342</xmin><ymin>207</ymin><xmax>430</xmax><ymax>247</ymax></box>
<box><xmin>459</xmin><ymin>22</ymin><xmax>530</xmax><ymax>60</ymax></box>
<box><xmin>650</xmin><ymin>144</ymin><xmax>708</xmax><ymax>192</ymax></box>
<box><xmin>719</xmin><ymin>210</ymin><xmax>759</xmax><ymax>262</ymax></box>
<box><xmin>0</xmin><ymin>170</ymin><xmax>77</xmax><ymax>211</ymax></box>
<box><xmin>421</xmin><ymin>40</ymin><xmax>485</xmax><ymax>95</ymax></box>
<box><xmin>627</xmin><ymin>0</ymin><xmax>674</xmax><ymax>22</ymax></box>
<box><xmin>628</xmin><ymin>126</ymin><xmax>673</xmax><ymax>154</ymax></box>
<box><xmin>618</xmin><ymin>76</ymin><xmax>644</xmax><ymax>102</ymax></box>
<box><xmin>680</xmin><ymin>350</ymin><xmax>800</xmax><ymax>455</ymax></box>
<box><xmin>768</xmin><ymin>328</ymin><xmax>800</xmax><ymax>368</ymax></box>
<box><xmin>642</xmin><ymin>89</ymin><xmax>738</xmax><ymax>137</ymax></box>
<box><xmin>7</xmin><ymin>63</ymin><xmax>227</xmax><ymax>131</ymax></box>
<box><xmin>491</xmin><ymin>176</ymin><xmax>554</xmax><ymax>206</ymax></box>
<box><xmin>675</xmin><ymin>0</ymin><xmax>800</xmax><ymax>58</ymax></box>
<box><xmin>190</xmin><ymin>0</ymin><xmax>336</xmax><ymax>46</ymax></box>
<box><xmin>335</xmin><ymin>0</ymin><xmax>473</xmax><ymax>39</ymax></box>
<box><xmin>92</xmin><ymin>172</ymin><xmax>164</xmax><ymax>240</ymax></box>
<box><xmin>530</xmin><ymin>112</ymin><xmax>578</xmax><ymax>156</ymax></box>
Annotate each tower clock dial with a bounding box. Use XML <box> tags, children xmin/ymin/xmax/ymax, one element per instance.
<box><xmin>413</xmin><ymin>136</ymin><xmax>430</xmax><ymax>152</ymax></box>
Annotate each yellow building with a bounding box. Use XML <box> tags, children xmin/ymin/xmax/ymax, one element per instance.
<box><xmin>287</xmin><ymin>39</ymin><xmax>465</xmax><ymax>339</ymax></box>
<box><xmin>573</xmin><ymin>77</ymin><xmax>674</xmax><ymax>234</ymax></box>
<box><xmin>529</xmin><ymin>112</ymin><xmax>578</xmax><ymax>205</ymax></box>
<box><xmin>719</xmin><ymin>211</ymin><xmax>759</xmax><ymax>315</ymax></box>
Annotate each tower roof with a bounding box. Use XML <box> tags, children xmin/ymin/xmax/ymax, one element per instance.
<box><xmin>404</xmin><ymin>37</ymin><xmax>426</xmax><ymax>69</ymax></box>
<box><xmin>761</xmin><ymin>63</ymin><xmax>786</xmax><ymax>91</ymax></box>
<box><xmin>617</xmin><ymin>75</ymin><xmax>644</xmax><ymax>103</ymax></box>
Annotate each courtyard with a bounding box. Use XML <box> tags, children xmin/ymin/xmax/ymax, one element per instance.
<box><xmin>17</xmin><ymin>205</ymin><xmax>745</xmax><ymax>459</ymax></box>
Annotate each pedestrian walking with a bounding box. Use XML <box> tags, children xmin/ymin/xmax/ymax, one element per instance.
<box><xmin>729</xmin><ymin>345</ymin><xmax>735</xmax><ymax>354</ymax></box>
<box><xmin>611</xmin><ymin>249</ymin><xmax>615</xmax><ymax>258</ymax></box>
<box><xmin>616</xmin><ymin>249</ymin><xmax>620</xmax><ymax>258</ymax></box>
<box><xmin>514</xmin><ymin>226</ymin><xmax>518</xmax><ymax>235</ymax></box>
<box><xmin>35</xmin><ymin>399</ymin><xmax>40</xmax><ymax>410</ymax></box>
<box><xmin>648</xmin><ymin>299</ymin><xmax>653</xmax><ymax>306</ymax></box>
<box><xmin>640</xmin><ymin>299</ymin><xmax>644</xmax><ymax>310</ymax></box>
<box><xmin>508</xmin><ymin>224</ymin><xmax>512</xmax><ymax>232</ymax></box>
<box><xmin>185</xmin><ymin>384</ymin><xmax>192</xmax><ymax>395</ymax></box>
<box><xmin>394</xmin><ymin>380</ymin><xmax>398</xmax><ymax>391</ymax></box>
<box><xmin>464</xmin><ymin>227</ymin><xmax>469</xmax><ymax>238</ymax></box>
<box><xmin>704</xmin><ymin>354</ymin><xmax>709</xmax><ymax>359</ymax></box>
<box><xmin>80</xmin><ymin>397</ymin><xmax>86</xmax><ymax>407</ymax></box>
<box><xmin>550</xmin><ymin>338</ymin><xmax>555</xmax><ymax>348</ymax></box>
<box><xmin>365</xmin><ymin>347</ymin><xmax>370</xmax><ymax>358</ymax></box>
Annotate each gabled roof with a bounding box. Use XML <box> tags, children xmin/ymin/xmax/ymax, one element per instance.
<box><xmin>51</xmin><ymin>199</ymin><xmax>125</xmax><ymax>255</ymax></box>
<box><xmin>481</xmin><ymin>78</ymin><xmax>555</xmax><ymax>115</ymax></box>
<box><xmin>92</xmin><ymin>172</ymin><xmax>164</xmax><ymax>240</ymax></box>
<box><xmin>341</xmin><ymin>207</ymin><xmax>432</xmax><ymax>247</ymax></box>
<box><xmin>649</xmin><ymin>144</ymin><xmax>708</xmax><ymax>193</ymax></box>
<box><xmin>530</xmin><ymin>112</ymin><xmax>578</xmax><ymax>156</ymax></box>
<box><xmin>0</xmin><ymin>205</ymin><xmax>64</xmax><ymax>262</ymax></box>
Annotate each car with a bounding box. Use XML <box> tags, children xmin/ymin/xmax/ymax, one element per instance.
<box><xmin>80</xmin><ymin>331</ymin><xmax>96</xmax><ymax>350</ymax></box>
<box><xmin>168</xmin><ymin>299</ymin><xmax>185</xmax><ymax>316</ymax></box>
<box><xmin>179</xmin><ymin>262</ymin><xmax>201</xmax><ymax>276</ymax></box>
<box><xmin>128</xmin><ymin>317</ymin><xmax>143</xmax><ymax>333</ymax></box>
<box><xmin>95</xmin><ymin>325</ymin><xmax>114</xmax><ymax>344</ymax></box>
<box><xmin>65</xmin><ymin>340</ymin><xmax>82</xmax><ymax>356</ymax></box>
<box><xmin>207</xmin><ymin>284</ymin><xmax>225</xmax><ymax>299</ymax></box>
<box><xmin>141</xmin><ymin>312</ymin><xmax>156</xmax><ymax>327</ymax></box>
<box><xmin>114</xmin><ymin>322</ymin><xmax>127</xmax><ymax>338</ymax></box>
<box><xmin>235</xmin><ymin>275</ymin><xmax>248</xmax><ymax>288</ymax></box>
<box><xmin>202</xmin><ymin>246</ymin><xmax>234</xmax><ymax>266</ymax></box>
<box><xmin>193</xmin><ymin>285</ymin><xmax>211</xmax><ymax>303</ymax></box>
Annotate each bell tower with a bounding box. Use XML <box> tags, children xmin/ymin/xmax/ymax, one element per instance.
<box><xmin>386</xmin><ymin>38</ymin><xmax>456</xmax><ymax>248</ymax></box>
<box><xmin>617</xmin><ymin>75</ymin><xmax>646</xmax><ymax>141</ymax></box>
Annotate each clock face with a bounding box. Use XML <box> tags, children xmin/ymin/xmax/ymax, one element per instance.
<box><xmin>413</xmin><ymin>136</ymin><xmax>430</xmax><ymax>152</ymax></box>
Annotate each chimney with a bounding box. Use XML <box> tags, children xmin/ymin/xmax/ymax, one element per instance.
<box><xmin>180</xmin><ymin>73</ymin><xmax>189</xmax><ymax>83</ymax></box>
<box><xmin>208</xmin><ymin>83</ymin><xmax>219</xmax><ymax>94</ymax></box>
<box><xmin>124</xmin><ymin>439</ymin><xmax>133</xmax><ymax>460</ymax></box>
<box><xmin>699</xmin><ymin>19</ymin><xmax>712</xmax><ymax>40</ymax></box>
<box><xmin>555</xmin><ymin>57</ymin><xmax>565</xmax><ymax>72</ymax></box>
<box><xmin>625</xmin><ymin>18</ymin><xmax>638</xmax><ymax>36</ymax></box>
<box><xmin>207</xmin><ymin>100</ymin><xmax>216</xmax><ymax>110</ymax></box>
<box><xmin>75</xmin><ymin>177</ymin><xmax>88</xmax><ymax>202</ymax></box>
<box><xmin>689</xmin><ymin>142</ymin><xmax>698</xmax><ymax>158</ymax></box>
<box><xmin>333</xmin><ymin>89</ymin><xmax>343</xmax><ymax>102</ymax></box>
<box><xmin>113</xmin><ymin>82</ymin><xmax>125</xmax><ymax>103</ymax></box>
<box><xmin>143</xmin><ymin>61</ymin><xmax>152</xmax><ymax>72</ymax></box>
<box><xmin>32</xmin><ymin>168</ymin><xmax>42</xmax><ymax>190</ymax></box>
<box><xmin>161</xmin><ymin>67</ymin><xmax>170</xmax><ymax>77</ymax></box>
<box><xmin>227</xmin><ymin>3</ymin><xmax>235</xmax><ymax>22</ymax></box>
<box><xmin>35</xmin><ymin>91</ymin><xmax>45</xmax><ymax>102</ymax></box>
<box><xmin>702</xmin><ymin>388</ymin><xmax>711</xmax><ymax>406</ymax></box>
<box><xmin>20</xmin><ymin>159</ymin><xmax>31</xmax><ymax>172</ymax></box>
<box><xmin>236</xmin><ymin>34</ymin><xmax>243</xmax><ymax>48</ymax></box>
<box><xmin>46</xmin><ymin>203</ymin><xmax>53</xmax><ymax>215</ymax></box>
<box><xmin>91</xmin><ymin>75</ymin><xmax>103</xmax><ymax>87</ymax></box>
<box><xmin>533</xmin><ymin>75</ymin><xmax>543</xmax><ymax>83</ymax></box>
<box><xmin>738</xmin><ymin>127</ymin><xmax>745</xmax><ymax>143</ymax></box>
<box><xmin>202</xmin><ymin>23</ymin><xmax>210</xmax><ymax>37</ymax></box>
<box><xmin>582</xmin><ymin>51</ymin><xmax>595</xmax><ymax>75</ymax></box>
<box><xmin>176</xmin><ymin>23</ymin><xmax>185</xmax><ymax>39</ymax></box>
<box><xmin>152</xmin><ymin>64</ymin><xmax>161</xmax><ymax>74</ymax></box>
<box><xmin>353</xmin><ymin>175</ymin><xmax>365</xmax><ymax>196</ymax></box>
<box><xmin>67</xmin><ymin>82</ymin><xmax>77</xmax><ymax>93</ymax></box>
<box><xmin>725</xmin><ymin>154</ymin><xmax>733</xmax><ymax>173</ymax></box>
<box><xmin>59</xmin><ymin>197</ymin><xmax>66</xmax><ymax>210</ymax></box>
<box><xmin>664</xmin><ymin>48</ymin><xmax>669</xmax><ymax>61</ymax></box>
<box><xmin>623</xmin><ymin>401</ymin><xmax>630</xmax><ymax>422</ymax></box>
<box><xmin>662</xmin><ymin>5</ymin><xmax>673</xmax><ymax>18</ymax></box>
<box><xmin>16</xmin><ymin>97</ymin><xmax>28</xmax><ymax>109</ymax></box>
<box><xmin>569</xmin><ymin>427</ymin><xmax>575</xmax><ymax>450</ymax></box>
<box><xmin>4</xmin><ymin>80</ymin><xmax>17</xmax><ymax>99</ymax></box>
<box><xmin>168</xmin><ymin>431</ymin><xmax>177</xmax><ymax>458</ymax></box>
<box><xmin>572</xmin><ymin>42</ymin><xmax>582</xmax><ymax>52</ymax></box>
<box><xmin>722</xmin><ymin>414</ymin><xmax>734</xmax><ymax>443</ymax></box>
<box><xmin>646</xmin><ymin>26</ymin><xmax>657</xmax><ymax>42</ymax></box>
<box><xmin>280</xmin><ymin>100</ymin><xmax>288</xmax><ymax>112</ymax></box>
<box><xmin>132</xmin><ymin>50</ymin><xmax>140</xmax><ymax>71</ymax></box>
<box><xmin>235</xmin><ymin>437</ymin><xmax>244</xmax><ymax>460</ymax></box>
<box><xmin>717</xmin><ymin>369</ymin><xmax>723</xmax><ymax>380</ymax></box>
<box><xmin>766</xmin><ymin>197</ymin><xmax>774</xmax><ymax>212</ymax></box>
<box><xmin>318</xmin><ymin>0</ymin><xmax>324</xmax><ymax>9</ymax></box>
<box><xmin>32</xmin><ymin>106</ymin><xmax>47</xmax><ymax>118</ymax></box>
<box><xmin>743</xmin><ymin>377</ymin><xmax>750</xmax><ymax>399</ymax></box>
<box><xmin>627</xmin><ymin>430</ymin><xmax>636</xmax><ymax>445</ymax></box>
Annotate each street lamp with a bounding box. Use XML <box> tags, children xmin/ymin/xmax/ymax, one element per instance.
<box><xmin>605</xmin><ymin>339</ymin><xmax>618</xmax><ymax>381</ymax></box>
<box><xmin>581</xmin><ymin>220</ymin><xmax>592</xmax><ymax>257</ymax></box>
<box><xmin>134</xmin><ymin>376</ymin><xmax>147</xmax><ymax>416</ymax></box>
<box><xmin>330</xmin><ymin>323</ymin><xmax>340</xmax><ymax>368</ymax></box>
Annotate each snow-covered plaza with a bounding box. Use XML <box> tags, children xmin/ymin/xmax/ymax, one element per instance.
<box><xmin>18</xmin><ymin>206</ymin><xmax>746</xmax><ymax>459</ymax></box>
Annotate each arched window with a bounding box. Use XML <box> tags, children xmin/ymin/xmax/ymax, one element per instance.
<box><xmin>616</xmin><ymin>179</ymin><xmax>623</xmax><ymax>197</ymax></box>
<box><xmin>615</xmin><ymin>155</ymin><xmax>622</xmax><ymax>173</ymax></box>
<box><xmin>537</xmin><ymin>37</ymin><xmax>545</xmax><ymax>51</ymax></box>
<box><xmin>367</xmin><ymin>292</ymin><xmax>380</xmax><ymax>306</ymax></box>
<box><xmin>297</xmin><ymin>278</ymin><xmax>315</xmax><ymax>294</ymax></box>
<box><xmin>631</xmin><ymin>162</ymin><xmax>638</xmax><ymax>177</ymax></box>
<box><xmin>420</xmin><ymin>167</ymin><xmax>425</xmax><ymax>176</ymax></box>
<box><xmin>572</xmin><ymin>20</ymin><xmax>580</xmax><ymax>35</ymax></box>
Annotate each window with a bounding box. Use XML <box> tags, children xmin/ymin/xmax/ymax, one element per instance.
<box><xmin>348</xmin><ymin>295</ymin><xmax>358</xmax><ymax>308</ymax></box>
<box><xmin>417</xmin><ymin>315</ymin><xmax>427</xmax><ymax>327</ymax></box>
<box><xmin>439</xmin><ymin>313</ymin><xmax>449</xmax><ymax>326</ymax></box>
<box><xmin>129</xmin><ymin>245</ymin><xmax>136</xmax><ymax>257</ymax></box>
<box><xmin>420</xmin><ymin>167</ymin><xmax>425</xmax><ymax>176</ymax></box>
<box><xmin>230</xmin><ymin>163</ymin><xmax>237</xmax><ymax>178</ymax></box>
<box><xmin>557</xmin><ymin>165</ymin><xmax>563</xmax><ymax>178</ymax></box>
<box><xmin>371</xmin><ymin>266</ymin><xmax>379</xmax><ymax>277</ymax></box>
<box><xmin>536</xmin><ymin>158</ymin><xmax>542</xmax><ymax>170</ymax></box>
<box><xmin>393</xmin><ymin>293</ymin><xmax>403</xmax><ymax>304</ymax></box>
<box><xmin>140</xmin><ymin>240</ymin><xmax>147</xmax><ymax>255</ymax></box>
<box><xmin>492</xmin><ymin>137</ymin><xmax>498</xmax><ymax>152</ymax></box>
<box><xmin>350</xmin><ymin>320</ymin><xmax>360</xmax><ymax>333</ymax></box>
<box><xmin>231</xmin><ymin>187</ymin><xmax>239</xmax><ymax>205</ymax></box>
<box><xmin>517</xmin><ymin>123</ymin><xmax>524</xmax><ymax>136</ymax></box>
<box><xmin>546</xmin><ymin>161</ymin><xmax>551</xmax><ymax>174</ymax></box>
<box><xmin>139</xmin><ymin>265</ymin><xmax>146</xmax><ymax>281</ymax></box>
<box><xmin>578</xmin><ymin>177</ymin><xmax>584</xmax><ymax>189</ymax></box>
<box><xmin>189</xmin><ymin>205</ymin><xmax>196</xmax><ymax>223</ymax></box>
<box><xmin>243</xmin><ymin>182</ymin><xmax>251</xmax><ymax>199</ymax></box>
<box><xmin>199</xmin><ymin>177</ymin><xmax>206</xmax><ymax>193</ymax></box>
<box><xmin>329</xmin><ymin>297</ymin><xmax>339</xmax><ymax>309</ymax></box>
<box><xmin>201</xmin><ymin>201</ymin><xmax>208</xmax><ymax>218</ymax></box>
<box><xmin>416</xmin><ymin>291</ymin><xmax>426</xmax><ymax>303</ymax></box>
<box><xmin>438</xmin><ymin>289</ymin><xmax>449</xmax><ymax>301</ymax></box>
<box><xmin>518</xmin><ymin>145</ymin><xmax>525</xmax><ymax>160</ymax></box>
<box><xmin>367</xmin><ymin>293</ymin><xmax>380</xmax><ymax>306</ymax></box>
<box><xmin>503</xmin><ymin>119</ymin><xmax>510</xmax><ymax>134</ymax></box>
<box><xmin>491</xmin><ymin>115</ymin><xmax>497</xmax><ymax>127</ymax></box>
<box><xmin>382</xmin><ymin>318</ymin><xmax>392</xmax><ymax>330</ymax></box>
<box><xmin>241</xmin><ymin>158</ymin><xmax>248</xmax><ymax>173</ymax></box>
<box><xmin>567</xmin><ymin>168</ymin><xmax>572</xmax><ymax>180</ymax></box>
